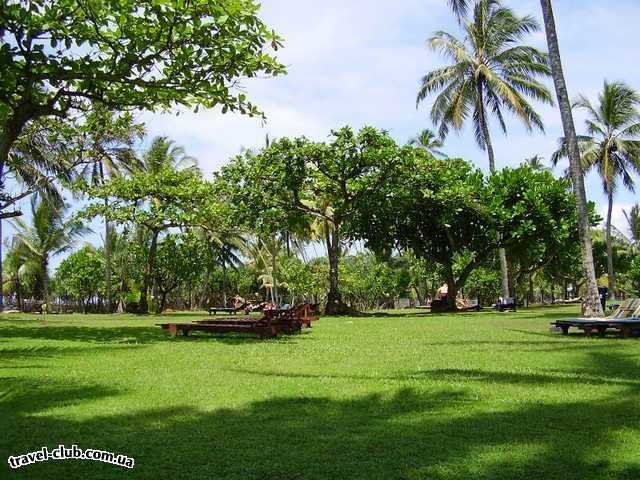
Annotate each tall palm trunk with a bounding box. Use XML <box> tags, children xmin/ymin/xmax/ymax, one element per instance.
<box><xmin>98</xmin><ymin>165</ymin><xmax>113</xmax><ymax>313</ymax></box>
<box><xmin>221</xmin><ymin>261</ymin><xmax>227</xmax><ymax>307</ymax></box>
<box><xmin>539</xmin><ymin>0</ymin><xmax>603</xmax><ymax>317</ymax></box>
<box><xmin>41</xmin><ymin>256</ymin><xmax>49</xmax><ymax>305</ymax></box>
<box><xmin>605</xmin><ymin>189</ymin><xmax>616</xmax><ymax>299</ymax></box>
<box><xmin>477</xmin><ymin>82</ymin><xmax>510</xmax><ymax>299</ymax></box>
<box><xmin>0</xmin><ymin>216</ymin><xmax>3</xmax><ymax>311</ymax></box>
<box><xmin>138</xmin><ymin>229</ymin><xmax>159</xmax><ymax>314</ymax></box>
<box><xmin>104</xmin><ymin>211</ymin><xmax>113</xmax><ymax>313</ymax></box>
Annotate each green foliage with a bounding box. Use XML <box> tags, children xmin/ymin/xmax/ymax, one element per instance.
<box><xmin>83</xmin><ymin>168</ymin><xmax>225</xmax><ymax>232</ymax></box>
<box><xmin>53</xmin><ymin>245</ymin><xmax>104</xmax><ymax>308</ymax></box>
<box><xmin>464</xmin><ymin>267</ymin><xmax>500</xmax><ymax>306</ymax></box>
<box><xmin>1</xmin><ymin>0</ymin><xmax>285</xmax><ymax>124</ymax></box>
<box><xmin>350</xmin><ymin>157</ymin><xmax>578</xmax><ymax>306</ymax></box>
<box><xmin>339</xmin><ymin>254</ymin><xmax>403</xmax><ymax>310</ymax></box>
<box><xmin>417</xmin><ymin>0</ymin><xmax>552</xmax><ymax>158</ymax></box>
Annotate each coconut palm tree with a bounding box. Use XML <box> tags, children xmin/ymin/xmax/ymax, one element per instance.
<box><xmin>408</xmin><ymin>129</ymin><xmax>447</xmax><ymax>158</ymax></box>
<box><xmin>552</xmin><ymin>81</ymin><xmax>640</xmax><ymax>298</ymax></box>
<box><xmin>447</xmin><ymin>0</ymin><xmax>604</xmax><ymax>316</ymax></box>
<box><xmin>76</xmin><ymin>109</ymin><xmax>144</xmax><ymax>312</ymax></box>
<box><xmin>140</xmin><ymin>136</ymin><xmax>199</xmax><ymax>175</ymax></box>
<box><xmin>2</xmin><ymin>237</ymin><xmax>40</xmax><ymax>309</ymax></box>
<box><xmin>0</xmin><ymin>118</ymin><xmax>75</xmax><ymax>309</ymax></box>
<box><xmin>11</xmin><ymin>197</ymin><xmax>88</xmax><ymax>304</ymax></box>
<box><xmin>417</xmin><ymin>0</ymin><xmax>553</xmax><ymax>300</ymax></box>
<box><xmin>624</xmin><ymin>204</ymin><xmax>640</xmax><ymax>247</ymax></box>
<box><xmin>524</xmin><ymin>155</ymin><xmax>549</xmax><ymax>171</ymax></box>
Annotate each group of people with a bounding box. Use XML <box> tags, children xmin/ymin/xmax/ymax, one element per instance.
<box><xmin>231</xmin><ymin>295</ymin><xmax>289</xmax><ymax>314</ymax></box>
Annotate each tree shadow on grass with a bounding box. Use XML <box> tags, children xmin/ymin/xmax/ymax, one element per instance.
<box><xmin>2</xmin><ymin>351</ymin><xmax>640</xmax><ymax>480</ymax></box>
<box><xmin>0</xmin><ymin>324</ymin><xmax>311</xmax><ymax>346</ymax></box>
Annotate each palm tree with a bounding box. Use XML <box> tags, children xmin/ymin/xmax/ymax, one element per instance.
<box><xmin>624</xmin><ymin>204</ymin><xmax>640</xmax><ymax>247</ymax></box>
<box><xmin>2</xmin><ymin>237</ymin><xmax>39</xmax><ymax>309</ymax></box>
<box><xmin>448</xmin><ymin>0</ymin><xmax>605</xmax><ymax>317</ymax></box>
<box><xmin>408</xmin><ymin>129</ymin><xmax>447</xmax><ymax>158</ymax></box>
<box><xmin>77</xmin><ymin>109</ymin><xmax>144</xmax><ymax>312</ymax></box>
<box><xmin>552</xmin><ymin>81</ymin><xmax>640</xmax><ymax>298</ymax></box>
<box><xmin>11</xmin><ymin>197</ymin><xmax>88</xmax><ymax>304</ymax></box>
<box><xmin>417</xmin><ymin>0</ymin><xmax>553</xmax><ymax>300</ymax></box>
<box><xmin>0</xmin><ymin>118</ymin><xmax>75</xmax><ymax>309</ymax></box>
<box><xmin>140</xmin><ymin>136</ymin><xmax>199</xmax><ymax>175</ymax></box>
<box><xmin>524</xmin><ymin>155</ymin><xmax>549</xmax><ymax>171</ymax></box>
<box><xmin>538</xmin><ymin>0</ymin><xmax>603</xmax><ymax>316</ymax></box>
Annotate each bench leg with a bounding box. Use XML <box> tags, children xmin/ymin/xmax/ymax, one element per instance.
<box><xmin>182</xmin><ymin>328</ymin><xmax>189</xmax><ymax>337</ymax></box>
<box><xmin>621</xmin><ymin>326</ymin><xmax>632</xmax><ymax>339</ymax></box>
<box><xmin>597</xmin><ymin>326</ymin><xmax>607</xmax><ymax>338</ymax></box>
<box><xmin>583</xmin><ymin>326</ymin><xmax>593</xmax><ymax>337</ymax></box>
<box><xmin>168</xmin><ymin>325</ymin><xmax>178</xmax><ymax>337</ymax></box>
<box><xmin>560</xmin><ymin>325</ymin><xmax>569</xmax><ymax>336</ymax></box>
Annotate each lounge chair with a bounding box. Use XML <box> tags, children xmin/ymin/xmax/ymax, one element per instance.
<box><xmin>551</xmin><ymin>298</ymin><xmax>640</xmax><ymax>338</ymax></box>
<box><xmin>158</xmin><ymin>304</ymin><xmax>319</xmax><ymax>339</ymax></box>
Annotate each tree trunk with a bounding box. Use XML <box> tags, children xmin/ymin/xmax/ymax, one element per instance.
<box><xmin>41</xmin><ymin>257</ymin><xmax>49</xmax><ymax>305</ymax></box>
<box><xmin>156</xmin><ymin>290</ymin><xmax>167</xmax><ymax>314</ymax></box>
<box><xmin>138</xmin><ymin>229</ymin><xmax>159</xmax><ymax>314</ymax></box>
<box><xmin>605</xmin><ymin>189</ymin><xmax>616</xmax><ymax>299</ymax></box>
<box><xmin>324</xmin><ymin>220</ymin><xmax>352</xmax><ymax>315</ymax></box>
<box><xmin>0</xmin><ymin>216</ymin><xmax>3</xmax><ymax>311</ymax></box>
<box><xmin>222</xmin><ymin>262</ymin><xmax>227</xmax><ymax>307</ymax></box>
<box><xmin>476</xmin><ymin>82</ymin><xmax>510</xmax><ymax>299</ymax></box>
<box><xmin>539</xmin><ymin>0</ymin><xmax>603</xmax><ymax>317</ymax></box>
<box><xmin>271</xmin><ymin>250</ymin><xmax>279</xmax><ymax>305</ymax></box>
<box><xmin>445</xmin><ymin>268</ymin><xmax>459</xmax><ymax>311</ymax></box>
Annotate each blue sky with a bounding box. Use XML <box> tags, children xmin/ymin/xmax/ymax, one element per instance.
<box><xmin>7</xmin><ymin>0</ymin><xmax>640</xmax><ymax>266</ymax></box>
<box><xmin>140</xmin><ymin>0</ymin><xmax>640</xmax><ymax>234</ymax></box>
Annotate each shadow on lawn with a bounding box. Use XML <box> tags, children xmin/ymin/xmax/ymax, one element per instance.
<box><xmin>0</xmin><ymin>324</ymin><xmax>311</xmax><ymax>346</ymax></box>
<box><xmin>2</xmin><ymin>351</ymin><xmax>640</xmax><ymax>480</ymax></box>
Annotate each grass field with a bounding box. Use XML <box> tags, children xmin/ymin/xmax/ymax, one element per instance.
<box><xmin>1</xmin><ymin>306</ymin><xmax>639</xmax><ymax>480</ymax></box>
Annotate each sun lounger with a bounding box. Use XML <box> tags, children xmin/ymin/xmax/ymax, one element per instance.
<box><xmin>158</xmin><ymin>304</ymin><xmax>319</xmax><ymax>339</ymax></box>
<box><xmin>551</xmin><ymin>298</ymin><xmax>640</xmax><ymax>338</ymax></box>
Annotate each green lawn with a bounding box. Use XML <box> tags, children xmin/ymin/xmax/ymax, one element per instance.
<box><xmin>1</xmin><ymin>306</ymin><xmax>639</xmax><ymax>480</ymax></box>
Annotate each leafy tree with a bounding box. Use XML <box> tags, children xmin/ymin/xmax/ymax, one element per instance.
<box><xmin>350</xmin><ymin>157</ymin><xmax>578</xmax><ymax>310</ymax></box>
<box><xmin>84</xmin><ymin>168</ymin><xmax>225</xmax><ymax>313</ymax></box>
<box><xmin>0</xmin><ymin>0</ymin><xmax>285</xmax><ymax>174</ymax></box>
<box><xmin>0</xmin><ymin>117</ymin><xmax>78</xmax><ymax>308</ymax></box>
<box><xmin>552</xmin><ymin>81</ymin><xmax>640</xmax><ymax>297</ymax></box>
<box><xmin>153</xmin><ymin>234</ymin><xmax>201</xmax><ymax>313</ymax></box>
<box><xmin>2</xmin><ymin>236</ymin><xmax>39</xmax><ymax>308</ymax></box>
<box><xmin>54</xmin><ymin>245</ymin><xmax>104</xmax><ymax>312</ymax></box>
<box><xmin>218</xmin><ymin>126</ymin><xmax>401</xmax><ymax>314</ymax></box>
<box><xmin>11</xmin><ymin>197</ymin><xmax>87</xmax><ymax>303</ymax></box>
<box><xmin>449</xmin><ymin>0</ymin><xmax>604</xmax><ymax>317</ymax></box>
<box><xmin>417</xmin><ymin>0</ymin><xmax>553</xmax><ymax>300</ymax></box>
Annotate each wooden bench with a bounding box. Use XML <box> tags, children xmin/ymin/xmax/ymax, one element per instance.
<box><xmin>552</xmin><ymin>319</ymin><xmax>640</xmax><ymax>338</ymax></box>
<box><xmin>158</xmin><ymin>304</ymin><xmax>319</xmax><ymax>339</ymax></box>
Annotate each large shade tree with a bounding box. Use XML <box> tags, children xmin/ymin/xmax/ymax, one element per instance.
<box><xmin>552</xmin><ymin>81</ymin><xmax>640</xmax><ymax>298</ymax></box>
<box><xmin>349</xmin><ymin>157</ymin><xmax>580</xmax><ymax>311</ymax></box>
<box><xmin>218</xmin><ymin>126</ymin><xmax>401</xmax><ymax>314</ymax></box>
<box><xmin>417</xmin><ymin>0</ymin><xmax>553</xmax><ymax>301</ymax></box>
